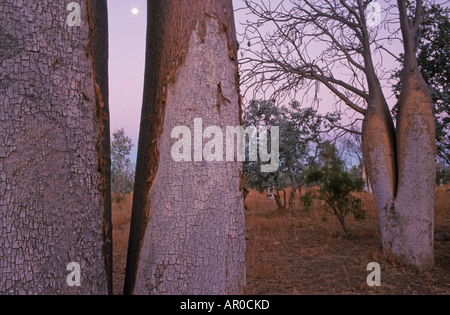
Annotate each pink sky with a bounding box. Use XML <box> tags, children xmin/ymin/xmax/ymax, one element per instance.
<box><xmin>108</xmin><ymin>0</ymin><xmax>147</xmax><ymax>160</ymax></box>
<box><xmin>108</xmin><ymin>0</ymin><xmax>250</xmax><ymax>161</ymax></box>
<box><xmin>108</xmin><ymin>0</ymin><xmax>446</xmax><ymax>161</ymax></box>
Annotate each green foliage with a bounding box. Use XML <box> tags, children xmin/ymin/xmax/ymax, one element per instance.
<box><xmin>111</xmin><ymin>128</ymin><xmax>135</xmax><ymax>202</ymax></box>
<box><xmin>303</xmin><ymin>142</ymin><xmax>366</xmax><ymax>234</ymax></box>
<box><xmin>348</xmin><ymin>164</ymin><xmax>364</xmax><ymax>183</ymax></box>
<box><xmin>243</xmin><ymin>99</ymin><xmax>323</xmax><ymax>194</ymax></box>
<box><xmin>436</xmin><ymin>162</ymin><xmax>450</xmax><ymax>185</ymax></box>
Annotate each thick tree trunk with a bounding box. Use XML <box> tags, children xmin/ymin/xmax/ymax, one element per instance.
<box><xmin>362</xmin><ymin>0</ymin><xmax>436</xmax><ymax>267</ymax></box>
<box><xmin>0</xmin><ymin>0</ymin><xmax>111</xmax><ymax>294</ymax></box>
<box><xmin>389</xmin><ymin>62</ymin><xmax>436</xmax><ymax>267</ymax></box>
<box><xmin>363</xmin><ymin>77</ymin><xmax>435</xmax><ymax>267</ymax></box>
<box><xmin>362</xmin><ymin>96</ymin><xmax>398</xmax><ymax>250</ymax></box>
<box><xmin>90</xmin><ymin>0</ymin><xmax>113</xmax><ymax>293</ymax></box>
<box><xmin>362</xmin><ymin>84</ymin><xmax>398</xmax><ymax>211</ymax></box>
<box><xmin>125</xmin><ymin>0</ymin><xmax>246</xmax><ymax>295</ymax></box>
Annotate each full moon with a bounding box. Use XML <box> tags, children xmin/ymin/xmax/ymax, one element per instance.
<box><xmin>131</xmin><ymin>8</ymin><xmax>139</xmax><ymax>15</ymax></box>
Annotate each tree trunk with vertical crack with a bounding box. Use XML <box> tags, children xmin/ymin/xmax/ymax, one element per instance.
<box><xmin>125</xmin><ymin>0</ymin><xmax>246</xmax><ymax>295</ymax></box>
<box><xmin>362</xmin><ymin>0</ymin><xmax>436</xmax><ymax>267</ymax></box>
<box><xmin>0</xmin><ymin>0</ymin><xmax>111</xmax><ymax>294</ymax></box>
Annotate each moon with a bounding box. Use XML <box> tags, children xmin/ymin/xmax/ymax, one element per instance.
<box><xmin>131</xmin><ymin>8</ymin><xmax>139</xmax><ymax>15</ymax></box>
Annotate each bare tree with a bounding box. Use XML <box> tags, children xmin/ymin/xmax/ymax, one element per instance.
<box><xmin>0</xmin><ymin>0</ymin><xmax>112</xmax><ymax>294</ymax></box>
<box><xmin>124</xmin><ymin>0</ymin><xmax>246</xmax><ymax>295</ymax></box>
<box><xmin>240</xmin><ymin>0</ymin><xmax>436</xmax><ymax>266</ymax></box>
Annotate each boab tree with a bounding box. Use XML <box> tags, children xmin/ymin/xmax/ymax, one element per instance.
<box><xmin>0</xmin><ymin>0</ymin><xmax>112</xmax><ymax>294</ymax></box>
<box><xmin>124</xmin><ymin>0</ymin><xmax>246</xmax><ymax>295</ymax></box>
<box><xmin>393</xmin><ymin>3</ymin><xmax>450</xmax><ymax>164</ymax></box>
<box><xmin>241</xmin><ymin>0</ymin><xmax>436</xmax><ymax>267</ymax></box>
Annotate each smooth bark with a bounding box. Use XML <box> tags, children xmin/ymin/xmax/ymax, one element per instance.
<box><xmin>362</xmin><ymin>0</ymin><xmax>436</xmax><ymax>266</ymax></box>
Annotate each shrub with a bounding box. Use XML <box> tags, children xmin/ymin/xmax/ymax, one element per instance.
<box><xmin>303</xmin><ymin>145</ymin><xmax>366</xmax><ymax>235</ymax></box>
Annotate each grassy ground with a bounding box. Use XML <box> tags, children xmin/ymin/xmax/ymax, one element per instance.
<box><xmin>111</xmin><ymin>194</ymin><xmax>133</xmax><ymax>295</ymax></box>
<box><xmin>112</xmin><ymin>186</ymin><xmax>450</xmax><ymax>295</ymax></box>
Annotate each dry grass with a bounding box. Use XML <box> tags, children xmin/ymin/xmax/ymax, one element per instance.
<box><xmin>112</xmin><ymin>186</ymin><xmax>450</xmax><ymax>295</ymax></box>
<box><xmin>435</xmin><ymin>185</ymin><xmax>450</xmax><ymax>231</ymax></box>
<box><xmin>244</xmin><ymin>186</ymin><xmax>450</xmax><ymax>295</ymax></box>
<box><xmin>112</xmin><ymin>193</ymin><xmax>132</xmax><ymax>295</ymax></box>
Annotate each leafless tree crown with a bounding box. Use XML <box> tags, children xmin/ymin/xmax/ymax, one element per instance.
<box><xmin>238</xmin><ymin>0</ymin><xmax>426</xmax><ymax>117</ymax></box>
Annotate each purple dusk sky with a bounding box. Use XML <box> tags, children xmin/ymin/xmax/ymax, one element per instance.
<box><xmin>108</xmin><ymin>0</ymin><xmax>446</xmax><ymax>162</ymax></box>
<box><xmin>108</xmin><ymin>0</ymin><xmax>249</xmax><ymax>162</ymax></box>
<box><xmin>108</xmin><ymin>0</ymin><xmax>147</xmax><ymax>161</ymax></box>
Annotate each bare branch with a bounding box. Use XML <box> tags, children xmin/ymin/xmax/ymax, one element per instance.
<box><xmin>239</xmin><ymin>0</ymin><xmax>402</xmax><ymax>116</ymax></box>
<box><xmin>314</xmin><ymin>75</ymin><xmax>367</xmax><ymax>114</ymax></box>
<box><xmin>377</xmin><ymin>45</ymin><xmax>404</xmax><ymax>63</ymax></box>
<box><xmin>413</xmin><ymin>0</ymin><xmax>424</xmax><ymax>31</ymax></box>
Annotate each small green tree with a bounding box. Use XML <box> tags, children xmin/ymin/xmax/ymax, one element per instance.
<box><xmin>111</xmin><ymin>128</ymin><xmax>135</xmax><ymax>202</ymax></box>
<box><xmin>243</xmin><ymin>99</ymin><xmax>323</xmax><ymax>209</ymax></box>
<box><xmin>436</xmin><ymin>161</ymin><xmax>450</xmax><ymax>186</ymax></box>
<box><xmin>303</xmin><ymin>143</ymin><xmax>366</xmax><ymax>235</ymax></box>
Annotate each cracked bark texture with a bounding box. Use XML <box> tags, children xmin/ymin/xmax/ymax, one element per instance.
<box><xmin>0</xmin><ymin>0</ymin><xmax>111</xmax><ymax>294</ymax></box>
<box><xmin>125</xmin><ymin>0</ymin><xmax>246</xmax><ymax>295</ymax></box>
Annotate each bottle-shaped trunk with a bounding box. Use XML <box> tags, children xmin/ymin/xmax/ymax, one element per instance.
<box><xmin>390</xmin><ymin>64</ymin><xmax>436</xmax><ymax>267</ymax></box>
<box><xmin>362</xmin><ymin>96</ymin><xmax>397</xmax><ymax>215</ymax></box>
<box><xmin>362</xmin><ymin>18</ymin><xmax>436</xmax><ymax>266</ymax></box>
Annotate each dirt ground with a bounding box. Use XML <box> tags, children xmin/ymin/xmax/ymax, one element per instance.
<box><xmin>112</xmin><ymin>186</ymin><xmax>450</xmax><ymax>295</ymax></box>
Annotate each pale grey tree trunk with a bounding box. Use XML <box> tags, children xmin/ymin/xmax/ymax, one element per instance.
<box><xmin>384</xmin><ymin>0</ymin><xmax>435</xmax><ymax>266</ymax></box>
<box><xmin>0</xmin><ymin>0</ymin><xmax>111</xmax><ymax>294</ymax></box>
<box><xmin>362</xmin><ymin>0</ymin><xmax>436</xmax><ymax>267</ymax></box>
<box><xmin>125</xmin><ymin>0</ymin><xmax>246</xmax><ymax>295</ymax></box>
<box><xmin>388</xmin><ymin>66</ymin><xmax>436</xmax><ymax>267</ymax></box>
